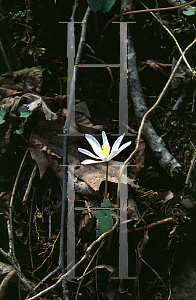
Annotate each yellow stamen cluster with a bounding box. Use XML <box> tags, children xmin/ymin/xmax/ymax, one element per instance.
<box><xmin>102</xmin><ymin>144</ymin><xmax>110</xmax><ymax>157</ymax></box>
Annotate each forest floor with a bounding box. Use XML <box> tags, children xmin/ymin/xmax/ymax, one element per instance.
<box><xmin>0</xmin><ymin>0</ymin><xmax>196</xmax><ymax>299</ymax></box>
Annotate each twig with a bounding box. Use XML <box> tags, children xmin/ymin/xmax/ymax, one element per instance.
<box><xmin>124</xmin><ymin>217</ymin><xmax>173</xmax><ymax>233</ymax></box>
<box><xmin>75</xmin><ymin>240</ymin><xmax>105</xmax><ymax>300</ymax></box>
<box><xmin>140</xmin><ymin>1</ymin><xmax>194</xmax><ymax>75</ymax></box>
<box><xmin>101</xmin><ymin>0</ymin><xmax>196</xmax><ymax>37</ymax></box>
<box><xmin>189</xmin><ymin>140</ymin><xmax>196</xmax><ymax>150</ymax></box>
<box><xmin>22</xmin><ymin>163</ymin><xmax>37</xmax><ymax>205</ymax></box>
<box><xmin>192</xmin><ymin>88</ymin><xmax>196</xmax><ymax>112</ymax></box>
<box><xmin>0</xmin><ymin>221</ymin><xmax>40</xmax><ymax>297</ymax></box>
<box><xmin>33</xmin><ymin>231</ymin><xmax>60</xmax><ymax>274</ymax></box>
<box><xmin>10</xmin><ymin>148</ymin><xmax>29</xmax><ymax>208</ymax></box>
<box><xmin>185</xmin><ymin>151</ymin><xmax>196</xmax><ymax>184</ymax></box>
<box><xmin>28</xmin><ymin>219</ymin><xmax>119</xmax><ymax>300</ymax></box>
<box><xmin>70</xmin><ymin>0</ymin><xmax>78</xmax><ymax>22</ymax></box>
<box><xmin>9</xmin><ymin>148</ymin><xmax>29</xmax><ymax>268</ymax></box>
<box><xmin>138</xmin><ymin>248</ymin><xmax>168</xmax><ymax>290</ymax></box>
<box><xmin>134</xmin><ymin>229</ymin><xmax>149</xmax><ymax>300</ymax></box>
<box><xmin>29</xmin><ymin>189</ymin><xmax>35</xmax><ymax>270</ymax></box>
<box><xmin>25</xmin><ymin>266</ymin><xmax>61</xmax><ymax>300</ymax></box>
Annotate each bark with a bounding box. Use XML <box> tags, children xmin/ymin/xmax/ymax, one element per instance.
<box><xmin>127</xmin><ymin>26</ymin><xmax>181</xmax><ymax>177</ymax></box>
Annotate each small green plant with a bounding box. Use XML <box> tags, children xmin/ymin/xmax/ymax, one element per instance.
<box><xmin>9</xmin><ymin>10</ymin><xmax>26</xmax><ymax>20</ymax></box>
<box><xmin>0</xmin><ymin>108</ymin><xmax>32</xmax><ymax>134</ymax></box>
<box><xmin>95</xmin><ymin>199</ymin><xmax>113</xmax><ymax>237</ymax></box>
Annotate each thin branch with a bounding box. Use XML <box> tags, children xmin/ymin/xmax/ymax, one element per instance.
<box><xmin>140</xmin><ymin>1</ymin><xmax>194</xmax><ymax>75</ymax></box>
<box><xmin>185</xmin><ymin>151</ymin><xmax>196</xmax><ymax>184</ymax></box>
<box><xmin>22</xmin><ymin>163</ymin><xmax>37</xmax><ymax>205</ymax></box>
<box><xmin>101</xmin><ymin>0</ymin><xmax>196</xmax><ymax>36</ymax></box>
<box><xmin>75</xmin><ymin>240</ymin><xmax>105</xmax><ymax>300</ymax></box>
<box><xmin>70</xmin><ymin>0</ymin><xmax>78</xmax><ymax>22</ymax></box>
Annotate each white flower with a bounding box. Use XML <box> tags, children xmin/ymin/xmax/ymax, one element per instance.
<box><xmin>78</xmin><ymin>131</ymin><xmax>131</xmax><ymax>164</ymax></box>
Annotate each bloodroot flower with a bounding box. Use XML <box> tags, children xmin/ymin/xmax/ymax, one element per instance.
<box><xmin>78</xmin><ymin>131</ymin><xmax>131</xmax><ymax>164</ymax></box>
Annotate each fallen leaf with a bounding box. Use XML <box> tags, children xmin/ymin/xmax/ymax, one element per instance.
<box><xmin>0</xmin><ymin>67</ymin><xmax>44</xmax><ymax>93</ymax></box>
<box><xmin>158</xmin><ymin>189</ymin><xmax>174</xmax><ymax>203</ymax></box>
<box><xmin>75</xmin><ymin>161</ymin><xmax>140</xmax><ymax>192</ymax></box>
<box><xmin>30</xmin><ymin>148</ymin><xmax>49</xmax><ymax>178</ymax></box>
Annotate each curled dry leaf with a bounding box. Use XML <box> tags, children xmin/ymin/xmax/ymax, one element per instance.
<box><xmin>0</xmin><ymin>67</ymin><xmax>44</xmax><ymax>93</ymax></box>
<box><xmin>0</xmin><ymin>93</ymin><xmax>57</xmax><ymax>121</ymax></box>
<box><xmin>18</xmin><ymin>93</ymin><xmax>57</xmax><ymax>121</ymax></box>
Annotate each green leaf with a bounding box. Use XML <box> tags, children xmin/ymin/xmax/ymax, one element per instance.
<box><xmin>182</xmin><ymin>9</ymin><xmax>195</xmax><ymax>16</ymax></box>
<box><xmin>87</xmin><ymin>0</ymin><xmax>117</xmax><ymax>13</ymax></box>
<box><xmin>0</xmin><ymin>110</ymin><xmax>6</xmax><ymax>124</ymax></box>
<box><xmin>19</xmin><ymin>111</ymin><xmax>32</xmax><ymax>118</ymax></box>
<box><xmin>0</xmin><ymin>110</ymin><xmax>6</xmax><ymax>118</ymax></box>
<box><xmin>15</xmin><ymin>124</ymin><xmax>24</xmax><ymax>134</ymax></box>
<box><xmin>95</xmin><ymin>199</ymin><xmax>113</xmax><ymax>237</ymax></box>
<box><xmin>30</xmin><ymin>36</ymin><xmax>36</xmax><ymax>43</ymax></box>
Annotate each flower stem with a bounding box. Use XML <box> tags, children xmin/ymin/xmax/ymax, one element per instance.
<box><xmin>104</xmin><ymin>162</ymin><xmax>109</xmax><ymax>199</ymax></box>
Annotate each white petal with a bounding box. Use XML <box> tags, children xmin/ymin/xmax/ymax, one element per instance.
<box><xmin>111</xmin><ymin>133</ymin><xmax>125</xmax><ymax>153</ymax></box>
<box><xmin>85</xmin><ymin>134</ymin><xmax>102</xmax><ymax>157</ymax></box>
<box><xmin>78</xmin><ymin>148</ymin><xmax>102</xmax><ymax>160</ymax></box>
<box><xmin>81</xmin><ymin>159</ymin><xmax>104</xmax><ymax>164</ymax></box>
<box><xmin>118</xmin><ymin>141</ymin><xmax>132</xmax><ymax>152</ymax></box>
<box><xmin>102</xmin><ymin>131</ymin><xmax>110</xmax><ymax>148</ymax></box>
<box><xmin>108</xmin><ymin>141</ymin><xmax>131</xmax><ymax>160</ymax></box>
<box><xmin>108</xmin><ymin>150</ymin><xmax>119</xmax><ymax>160</ymax></box>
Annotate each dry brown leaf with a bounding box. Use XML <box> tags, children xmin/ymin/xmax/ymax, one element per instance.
<box><xmin>29</xmin><ymin>118</ymin><xmax>65</xmax><ymax>158</ymax></box>
<box><xmin>0</xmin><ymin>87</ymin><xmax>22</xmax><ymax>99</ymax></box>
<box><xmin>30</xmin><ymin>148</ymin><xmax>49</xmax><ymax>178</ymax></box>
<box><xmin>78</xmin><ymin>210</ymin><xmax>95</xmax><ymax>237</ymax></box>
<box><xmin>75</xmin><ymin>161</ymin><xmax>139</xmax><ymax>192</ymax></box>
<box><xmin>0</xmin><ymin>67</ymin><xmax>44</xmax><ymax>93</ymax></box>
<box><xmin>62</xmin><ymin>107</ymin><xmax>104</xmax><ymax>134</ymax></box>
<box><xmin>158</xmin><ymin>189</ymin><xmax>174</xmax><ymax>203</ymax></box>
<box><xmin>0</xmin><ymin>93</ymin><xmax>57</xmax><ymax>121</ymax></box>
